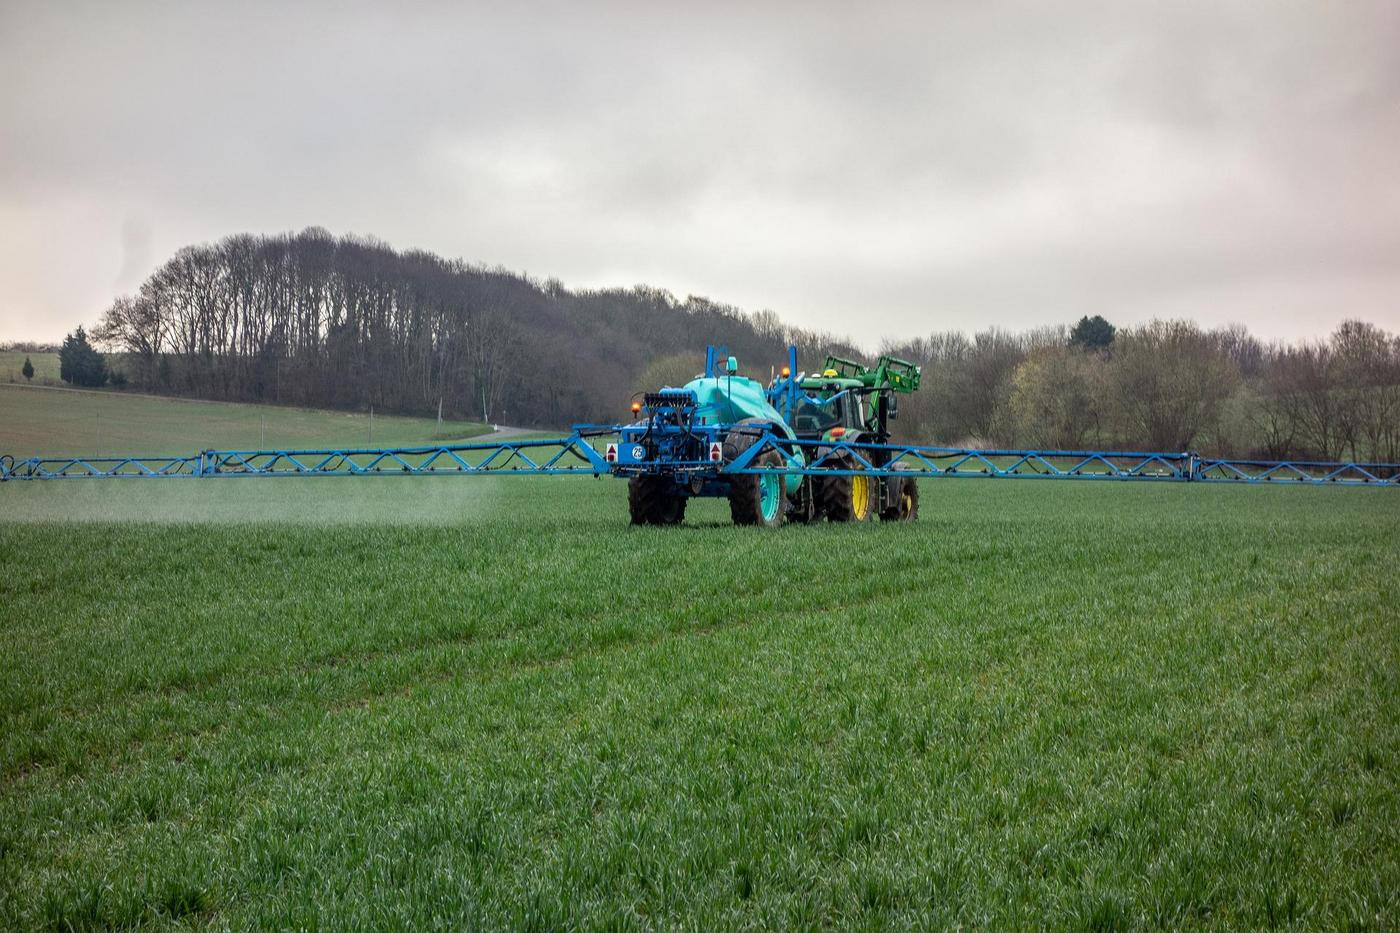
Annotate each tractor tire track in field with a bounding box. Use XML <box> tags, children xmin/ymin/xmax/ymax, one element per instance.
<box><xmin>1</xmin><ymin>535</ymin><xmax>1335</xmax><ymax>793</ymax></box>
<box><xmin>4</xmin><ymin>509</ymin><xmax>1039</xmax><ymax>789</ymax></box>
<box><xmin>3</xmin><ymin>602</ymin><xmax>866</xmax><ymax>880</ymax></box>
<box><xmin>0</xmin><ymin>521</ymin><xmax>1341</xmax><ymax>792</ymax></box>
<box><xmin>3</xmin><ymin>575</ymin><xmax>845</xmax><ymax>789</ymax></box>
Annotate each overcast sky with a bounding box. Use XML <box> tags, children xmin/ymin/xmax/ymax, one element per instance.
<box><xmin>1</xmin><ymin>1</ymin><xmax>1397</xmax><ymax>346</ymax></box>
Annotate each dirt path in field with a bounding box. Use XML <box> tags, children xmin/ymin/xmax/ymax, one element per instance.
<box><xmin>484</xmin><ymin>424</ymin><xmax>543</xmax><ymax>439</ymax></box>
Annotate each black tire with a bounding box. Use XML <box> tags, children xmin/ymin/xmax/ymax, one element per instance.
<box><xmin>819</xmin><ymin>454</ymin><xmax>877</xmax><ymax>522</ymax></box>
<box><xmin>628</xmin><ymin>476</ymin><xmax>687</xmax><ymax>525</ymax></box>
<box><xmin>723</xmin><ymin>419</ymin><xmax>786</xmax><ymax>528</ymax></box>
<box><xmin>728</xmin><ymin>449</ymin><xmax>785</xmax><ymax>527</ymax></box>
<box><xmin>879</xmin><ymin>468</ymin><xmax>920</xmax><ymax>522</ymax></box>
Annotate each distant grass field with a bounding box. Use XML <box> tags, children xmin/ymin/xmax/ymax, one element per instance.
<box><xmin>0</xmin><ymin>383</ymin><xmax>492</xmax><ymax>459</ymax></box>
<box><xmin>1</xmin><ymin>471</ymin><xmax>1396</xmax><ymax>927</ymax></box>
<box><xmin>0</xmin><ymin>350</ymin><xmax>60</xmax><ymax>385</ymax></box>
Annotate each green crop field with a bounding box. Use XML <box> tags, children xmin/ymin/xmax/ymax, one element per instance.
<box><xmin>1</xmin><ymin>397</ymin><xmax>1397</xmax><ymax>928</ymax></box>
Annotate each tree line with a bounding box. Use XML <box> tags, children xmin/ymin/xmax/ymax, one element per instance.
<box><xmin>882</xmin><ymin>315</ymin><xmax>1400</xmax><ymax>461</ymax></box>
<box><xmin>86</xmin><ymin>228</ymin><xmax>1399</xmax><ymax>460</ymax></box>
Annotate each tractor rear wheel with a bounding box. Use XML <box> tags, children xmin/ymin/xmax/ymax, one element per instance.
<box><xmin>628</xmin><ymin>476</ymin><xmax>687</xmax><ymax>525</ymax></box>
<box><xmin>880</xmin><ymin>468</ymin><xmax>919</xmax><ymax>522</ymax></box>
<box><xmin>820</xmin><ymin>455</ymin><xmax>876</xmax><ymax>522</ymax></box>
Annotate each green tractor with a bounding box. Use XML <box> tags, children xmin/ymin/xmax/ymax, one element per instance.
<box><xmin>614</xmin><ymin>345</ymin><xmax>921</xmax><ymax>527</ymax></box>
<box><xmin>784</xmin><ymin>353</ymin><xmax>922</xmax><ymax>523</ymax></box>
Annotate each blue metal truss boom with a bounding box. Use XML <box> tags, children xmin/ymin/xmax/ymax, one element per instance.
<box><xmin>2</xmin><ymin>432</ymin><xmax>1398</xmax><ymax>486</ymax></box>
<box><xmin>0</xmin><ymin>435</ymin><xmax>611</xmax><ymax>481</ymax></box>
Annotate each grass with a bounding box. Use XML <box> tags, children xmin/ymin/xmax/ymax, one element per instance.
<box><xmin>1</xmin><ymin>472</ymin><xmax>1397</xmax><ymax>928</ymax></box>
<box><xmin>1</xmin><ymin>388</ymin><xmax>1396</xmax><ymax>926</ymax></box>
<box><xmin>0</xmin><ymin>383</ymin><xmax>492</xmax><ymax>459</ymax></box>
<box><xmin>0</xmin><ymin>351</ymin><xmax>60</xmax><ymax>385</ymax></box>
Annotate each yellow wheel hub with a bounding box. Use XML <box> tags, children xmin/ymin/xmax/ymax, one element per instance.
<box><xmin>851</xmin><ymin>473</ymin><xmax>871</xmax><ymax>521</ymax></box>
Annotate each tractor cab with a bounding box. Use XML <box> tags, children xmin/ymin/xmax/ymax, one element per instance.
<box><xmin>789</xmin><ymin>375</ymin><xmax>868</xmax><ymax>439</ymax></box>
<box><xmin>790</xmin><ymin>354</ymin><xmax>920</xmax><ymax>443</ymax></box>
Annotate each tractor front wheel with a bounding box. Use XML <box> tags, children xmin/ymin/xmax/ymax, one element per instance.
<box><xmin>628</xmin><ymin>476</ymin><xmax>687</xmax><ymax>525</ymax></box>
<box><xmin>880</xmin><ymin>469</ymin><xmax>919</xmax><ymax>522</ymax></box>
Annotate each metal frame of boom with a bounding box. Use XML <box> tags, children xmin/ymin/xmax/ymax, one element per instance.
<box><xmin>3</xmin><ymin>431</ymin><xmax>1397</xmax><ymax>486</ymax></box>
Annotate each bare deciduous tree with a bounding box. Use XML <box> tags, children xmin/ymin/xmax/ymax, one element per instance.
<box><xmin>1007</xmin><ymin>346</ymin><xmax>1105</xmax><ymax>449</ymax></box>
<box><xmin>1108</xmin><ymin>320</ymin><xmax>1237</xmax><ymax>451</ymax></box>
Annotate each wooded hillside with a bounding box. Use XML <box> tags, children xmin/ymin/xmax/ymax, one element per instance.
<box><xmin>88</xmin><ymin>228</ymin><xmax>1400</xmax><ymax>460</ymax></box>
<box><xmin>91</xmin><ymin>228</ymin><xmax>851</xmax><ymax>427</ymax></box>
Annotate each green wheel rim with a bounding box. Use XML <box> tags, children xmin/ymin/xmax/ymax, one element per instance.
<box><xmin>759</xmin><ymin>473</ymin><xmax>781</xmax><ymax>523</ymax></box>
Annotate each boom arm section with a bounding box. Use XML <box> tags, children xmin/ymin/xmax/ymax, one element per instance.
<box><xmin>3</xmin><ymin>436</ymin><xmax>1397</xmax><ymax>485</ymax></box>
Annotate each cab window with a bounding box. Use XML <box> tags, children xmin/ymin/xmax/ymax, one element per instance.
<box><xmin>791</xmin><ymin>395</ymin><xmax>842</xmax><ymax>433</ymax></box>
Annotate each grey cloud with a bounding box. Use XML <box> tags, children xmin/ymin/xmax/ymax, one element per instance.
<box><xmin>114</xmin><ymin>214</ymin><xmax>152</xmax><ymax>292</ymax></box>
<box><xmin>0</xmin><ymin>0</ymin><xmax>1396</xmax><ymax>344</ymax></box>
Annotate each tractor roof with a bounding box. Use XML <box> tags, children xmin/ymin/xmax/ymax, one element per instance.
<box><xmin>797</xmin><ymin>375</ymin><xmax>864</xmax><ymax>391</ymax></box>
